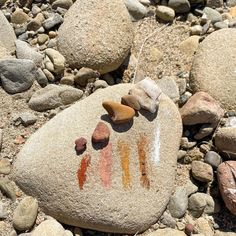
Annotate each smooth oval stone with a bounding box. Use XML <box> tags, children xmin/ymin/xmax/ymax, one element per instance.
<box><xmin>190</xmin><ymin>29</ymin><xmax>236</xmax><ymax>111</ymax></box>
<box><xmin>13</xmin><ymin>84</ymin><xmax>182</xmax><ymax>234</ymax></box>
<box><xmin>57</xmin><ymin>0</ymin><xmax>133</xmax><ymax>74</ymax></box>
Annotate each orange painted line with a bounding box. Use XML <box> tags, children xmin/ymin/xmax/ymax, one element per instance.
<box><xmin>137</xmin><ymin>135</ymin><xmax>150</xmax><ymax>189</ymax></box>
<box><xmin>77</xmin><ymin>154</ymin><xmax>91</xmax><ymax>190</ymax></box>
<box><xmin>99</xmin><ymin>143</ymin><xmax>113</xmax><ymax>188</ymax></box>
<box><xmin>118</xmin><ymin>140</ymin><xmax>131</xmax><ymax>189</ymax></box>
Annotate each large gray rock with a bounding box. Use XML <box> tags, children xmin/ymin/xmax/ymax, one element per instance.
<box><xmin>13</xmin><ymin>84</ymin><xmax>182</xmax><ymax>234</ymax></box>
<box><xmin>0</xmin><ymin>11</ymin><xmax>16</xmax><ymax>52</ymax></box>
<box><xmin>28</xmin><ymin>84</ymin><xmax>83</xmax><ymax>111</ymax></box>
<box><xmin>0</xmin><ymin>59</ymin><xmax>38</xmax><ymax>94</ymax></box>
<box><xmin>58</xmin><ymin>0</ymin><xmax>133</xmax><ymax>74</ymax></box>
<box><xmin>190</xmin><ymin>29</ymin><xmax>236</xmax><ymax>112</ymax></box>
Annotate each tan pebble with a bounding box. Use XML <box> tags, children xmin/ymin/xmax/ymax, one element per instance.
<box><xmin>121</xmin><ymin>94</ymin><xmax>140</xmax><ymax>110</ymax></box>
<box><xmin>102</xmin><ymin>101</ymin><xmax>135</xmax><ymax>124</ymax></box>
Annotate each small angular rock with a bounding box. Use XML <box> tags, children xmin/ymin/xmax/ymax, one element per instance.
<box><xmin>129</xmin><ymin>78</ymin><xmax>162</xmax><ymax>113</ymax></box>
<box><xmin>92</xmin><ymin>122</ymin><xmax>110</xmax><ymax>143</ymax></box>
<box><xmin>102</xmin><ymin>101</ymin><xmax>135</xmax><ymax>124</ymax></box>
<box><xmin>75</xmin><ymin>138</ymin><xmax>87</xmax><ymax>154</ymax></box>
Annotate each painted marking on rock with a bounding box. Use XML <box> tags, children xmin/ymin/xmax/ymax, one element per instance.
<box><xmin>77</xmin><ymin>154</ymin><xmax>91</xmax><ymax>190</ymax></box>
<box><xmin>99</xmin><ymin>143</ymin><xmax>113</xmax><ymax>188</ymax></box>
<box><xmin>118</xmin><ymin>140</ymin><xmax>131</xmax><ymax>189</ymax></box>
<box><xmin>151</xmin><ymin>122</ymin><xmax>161</xmax><ymax>165</ymax></box>
<box><xmin>137</xmin><ymin>135</ymin><xmax>150</xmax><ymax>189</ymax></box>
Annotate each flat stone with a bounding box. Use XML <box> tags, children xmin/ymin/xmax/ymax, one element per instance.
<box><xmin>58</xmin><ymin>0</ymin><xmax>133</xmax><ymax>74</ymax></box>
<box><xmin>28</xmin><ymin>84</ymin><xmax>83</xmax><ymax>111</ymax></box>
<box><xmin>31</xmin><ymin>219</ymin><xmax>73</xmax><ymax>236</ymax></box>
<box><xmin>13</xmin><ymin>83</ymin><xmax>182</xmax><ymax>234</ymax></box>
<box><xmin>191</xmin><ymin>161</ymin><xmax>213</xmax><ymax>183</ymax></box>
<box><xmin>217</xmin><ymin>161</ymin><xmax>236</xmax><ymax>215</ymax></box>
<box><xmin>13</xmin><ymin>196</ymin><xmax>38</xmax><ymax>231</ymax></box>
<box><xmin>124</xmin><ymin>0</ymin><xmax>148</xmax><ymax>21</ymax></box>
<box><xmin>207</xmin><ymin>0</ymin><xmax>223</xmax><ymax>7</ymax></box>
<box><xmin>0</xmin><ymin>159</ymin><xmax>11</xmax><ymax>174</ymax></box>
<box><xmin>93</xmin><ymin>80</ymin><xmax>108</xmax><ymax>92</ymax></box>
<box><xmin>16</xmin><ymin>40</ymin><xmax>43</xmax><ymax>67</ymax></box>
<box><xmin>0</xmin><ymin>59</ymin><xmax>37</xmax><ymax>94</ymax></box>
<box><xmin>168</xmin><ymin>186</ymin><xmax>188</xmax><ymax>218</ymax></box>
<box><xmin>190</xmin><ymin>29</ymin><xmax>236</xmax><ymax>112</ymax></box>
<box><xmin>215</xmin><ymin>127</ymin><xmax>236</xmax><ymax>156</ymax></box>
<box><xmin>0</xmin><ymin>11</ymin><xmax>17</xmax><ymax>52</ymax></box>
<box><xmin>14</xmin><ymin>112</ymin><xmax>37</xmax><ymax>126</ymax></box>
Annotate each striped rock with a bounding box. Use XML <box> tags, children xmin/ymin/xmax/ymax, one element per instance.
<box><xmin>13</xmin><ymin>83</ymin><xmax>182</xmax><ymax>234</ymax></box>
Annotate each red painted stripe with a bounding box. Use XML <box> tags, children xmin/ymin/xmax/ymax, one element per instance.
<box><xmin>77</xmin><ymin>154</ymin><xmax>91</xmax><ymax>190</ymax></box>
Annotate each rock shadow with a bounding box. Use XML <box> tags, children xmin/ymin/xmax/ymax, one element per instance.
<box><xmin>100</xmin><ymin>114</ymin><xmax>133</xmax><ymax>133</ymax></box>
<box><xmin>92</xmin><ymin>139</ymin><xmax>109</xmax><ymax>151</ymax></box>
<box><xmin>139</xmin><ymin>108</ymin><xmax>158</xmax><ymax>122</ymax></box>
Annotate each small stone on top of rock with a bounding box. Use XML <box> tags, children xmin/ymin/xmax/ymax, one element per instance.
<box><xmin>92</xmin><ymin>121</ymin><xmax>110</xmax><ymax>144</ymax></box>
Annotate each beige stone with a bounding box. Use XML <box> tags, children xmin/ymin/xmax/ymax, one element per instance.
<box><xmin>58</xmin><ymin>0</ymin><xmax>133</xmax><ymax>74</ymax></box>
<box><xmin>190</xmin><ymin>29</ymin><xmax>236</xmax><ymax>112</ymax></box>
<box><xmin>179</xmin><ymin>36</ymin><xmax>200</xmax><ymax>57</ymax></box>
<box><xmin>214</xmin><ymin>231</ymin><xmax>236</xmax><ymax>236</ymax></box>
<box><xmin>13</xmin><ymin>84</ymin><xmax>182</xmax><ymax>234</ymax></box>
<box><xmin>11</xmin><ymin>9</ymin><xmax>30</xmax><ymax>24</ymax></box>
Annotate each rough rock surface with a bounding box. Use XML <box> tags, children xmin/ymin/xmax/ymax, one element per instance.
<box><xmin>0</xmin><ymin>10</ymin><xmax>16</xmax><ymax>52</ymax></box>
<box><xmin>147</xmin><ymin>228</ymin><xmax>187</xmax><ymax>236</ymax></box>
<box><xmin>57</xmin><ymin>0</ymin><xmax>133</xmax><ymax>74</ymax></box>
<box><xmin>190</xmin><ymin>29</ymin><xmax>236</xmax><ymax>111</ymax></box>
<box><xmin>13</xmin><ymin>84</ymin><xmax>182</xmax><ymax>234</ymax></box>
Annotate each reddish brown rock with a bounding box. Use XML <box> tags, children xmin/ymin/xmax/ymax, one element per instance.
<box><xmin>75</xmin><ymin>137</ymin><xmax>87</xmax><ymax>154</ymax></box>
<box><xmin>185</xmin><ymin>223</ymin><xmax>194</xmax><ymax>236</ymax></box>
<box><xmin>180</xmin><ymin>92</ymin><xmax>224</xmax><ymax>126</ymax></box>
<box><xmin>102</xmin><ymin>101</ymin><xmax>135</xmax><ymax>124</ymax></box>
<box><xmin>121</xmin><ymin>94</ymin><xmax>140</xmax><ymax>111</ymax></box>
<box><xmin>92</xmin><ymin>121</ymin><xmax>110</xmax><ymax>143</ymax></box>
<box><xmin>218</xmin><ymin>161</ymin><xmax>236</xmax><ymax>215</ymax></box>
